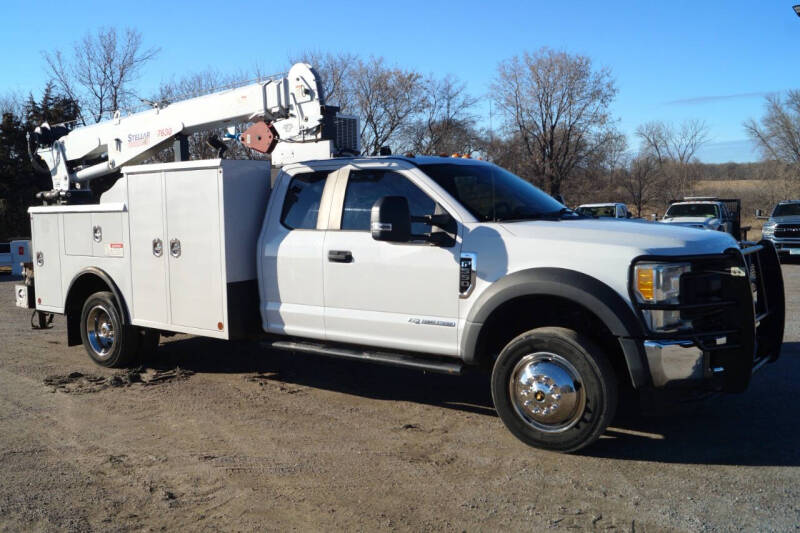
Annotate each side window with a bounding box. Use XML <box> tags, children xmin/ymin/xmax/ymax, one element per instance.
<box><xmin>280</xmin><ymin>171</ymin><xmax>329</xmax><ymax>230</ymax></box>
<box><xmin>341</xmin><ymin>170</ymin><xmax>436</xmax><ymax>234</ymax></box>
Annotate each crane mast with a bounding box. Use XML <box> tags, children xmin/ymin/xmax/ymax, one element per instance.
<box><xmin>28</xmin><ymin>63</ymin><xmax>358</xmax><ymax>204</ymax></box>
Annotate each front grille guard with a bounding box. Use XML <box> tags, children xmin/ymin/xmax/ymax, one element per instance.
<box><xmin>629</xmin><ymin>241</ymin><xmax>785</xmax><ymax>392</ymax></box>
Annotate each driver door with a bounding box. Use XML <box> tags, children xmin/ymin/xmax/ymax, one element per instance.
<box><xmin>322</xmin><ymin>163</ymin><xmax>462</xmax><ymax>356</ymax></box>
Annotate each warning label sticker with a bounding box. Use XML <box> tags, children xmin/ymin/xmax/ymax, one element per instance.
<box><xmin>106</xmin><ymin>243</ymin><xmax>124</xmax><ymax>257</ymax></box>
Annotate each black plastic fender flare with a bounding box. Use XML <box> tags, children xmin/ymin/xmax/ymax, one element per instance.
<box><xmin>460</xmin><ymin>267</ymin><xmax>650</xmax><ymax>388</ymax></box>
<box><xmin>64</xmin><ymin>267</ymin><xmax>130</xmax><ymax>346</ymax></box>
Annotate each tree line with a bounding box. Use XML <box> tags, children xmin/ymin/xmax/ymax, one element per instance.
<box><xmin>2</xmin><ymin>27</ymin><xmax>800</xmax><ymax>238</ymax></box>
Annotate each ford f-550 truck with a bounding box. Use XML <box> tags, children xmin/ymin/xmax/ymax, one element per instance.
<box><xmin>15</xmin><ymin>63</ymin><xmax>785</xmax><ymax>453</ymax></box>
<box><xmin>19</xmin><ymin>155</ymin><xmax>785</xmax><ymax>452</ymax></box>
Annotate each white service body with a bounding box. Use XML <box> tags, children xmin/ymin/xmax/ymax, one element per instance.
<box><xmin>29</xmin><ymin>159</ymin><xmax>268</xmax><ymax>339</ymax></box>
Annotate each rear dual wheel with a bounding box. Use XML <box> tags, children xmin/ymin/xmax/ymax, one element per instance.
<box><xmin>491</xmin><ymin>327</ymin><xmax>617</xmax><ymax>453</ymax></box>
<box><xmin>80</xmin><ymin>291</ymin><xmax>159</xmax><ymax>368</ymax></box>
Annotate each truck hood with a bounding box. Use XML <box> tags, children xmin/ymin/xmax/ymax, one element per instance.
<box><xmin>660</xmin><ymin>216</ymin><xmax>719</xmax><ymax>226</ymax></box>
<box><xmin>463</xmin><ymin>218</ymin><xmax>738</xmax><ymax>311</ymax></box>
<box><xmin>500</xmin><ymin>218</ymin><xmax>735</xmax><ymax>255</ymax></box>
<box><xmin>770</xmin><ymin>215</ymin><xmax>800</xmax><ymax>224</ymax></box>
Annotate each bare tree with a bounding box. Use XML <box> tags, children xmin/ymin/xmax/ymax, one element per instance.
<box><xmin>620</xmin><ymin>155</ymin><xmax>660</xmax><ymax>216</ymax></box>
<box><xmin>635</xmin><ymin>119</ymin><xmax>709</xmax><ymax>201</ymax></box>
<box><xmin>0</xmin><ymin>91</ymin><xmax>23</xmax><ymax>118</ymax></box>
<box><xmin>636</xmin><ymin>119</ymin><xmax>709</xmax><ymax>165</ymax></box>
<box><xmin>45</xmin><ymin>27</ymin><xmax>159</xmax><ymax>124</ymax></box>
<box><xmin>351</xmin><ymin>57</ymin><xmax>424</xmax><ymax>155</ymax></box>
<box><xmin>744</xmin><ymin>91</ymin><xmax>800</xmax><ymax>166</ymax></box>
<box><xmin>404</xmin><ymin>75</ymin><xmax>479</xmax><ymax>155</ymax></box>
<box><xmin>490</xmin><ymin>47</ymin><xmax>618</xmax><ymax>195</ymax></box>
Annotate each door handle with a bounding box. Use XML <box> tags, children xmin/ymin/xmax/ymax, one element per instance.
<box><xmin>170</xmin><ymin>238</ymin><xmax>181</xmax><ymax>258</ymax></box>
<box><xmin>152</xmin><ymin>238</ymin><xmax>163</xmax><ymax>257</ymax></box>
<box><xmin>328</xmin><ymin>250</ymin><xmax>353</xmax><ymax>263</ymax></box>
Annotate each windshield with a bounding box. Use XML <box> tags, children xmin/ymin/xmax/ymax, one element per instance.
<box><xmin>418</xmin><ymin>163</ymin><xmax>566</xmax><ymax>222</ymax></box>
<box><xmin>577</xmin><ymin>205</ymin><xmax>616</xmax><ymax>217</ymax></box>
<box><xmin>665</xmin><ymin>203</ymin><xmax>719</xmax><ymax>219</ymax></box>
<box><xmin>772</xmin><ymin>203</ymin><xmax>800</xmax><ymax>217</ymax></box>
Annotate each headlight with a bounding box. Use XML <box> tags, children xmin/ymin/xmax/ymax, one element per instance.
<box><xmin>633</xmin><ymin>262</ymin><xmax>691</xmax><ymax>332</ymax></box>
<box><xmin>762</xmin><ymin>222</ymin><xmax>776</xmax><ymax>236</ymax></box>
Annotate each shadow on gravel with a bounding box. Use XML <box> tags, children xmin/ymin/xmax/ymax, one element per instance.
<box><xmin>147</xmin><ymin>336</ymin><xmax>800</xmax><ymax>466</ymax></box>
<box><xmin>149</xmin><ymin>336</ymin><xmax>496</xmax><ymax>417</ymax></box>
<box><xmin>586</xmin><ymin>342</ymin><xmax>800</xmax><ymax>466</ymax></box>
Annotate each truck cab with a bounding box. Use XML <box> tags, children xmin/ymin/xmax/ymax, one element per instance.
<box><xmin>576</xmin><ymin>202</ymin><xmax>630</xmax><ymax>218</ymax></box>
<box><xmin>660</xmin><ymin>198</ymin><xmax>741</xmax><ymax>239</ymax></box>
<box><xmin>759</xmin><ymin>200</ymin><xmax>800</xmax><ymax>258</ymax></box>
<box><xmin>21</xmin><ymin>155</ymin><xmax>785</xmax><ymax>453</ymax></box>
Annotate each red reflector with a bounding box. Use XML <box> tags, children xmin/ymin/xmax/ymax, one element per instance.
<box><xmin>37</xmin><ymin>298</ymin><xmax>41</xmax><ymax>304</ymax></box>
<box><xmin>18</xmin><ymin>247</ymin><xmax>24</xmax><ymax>255</ymax></box>
<box><xmin>110</xmin><ymin>243</ymin><xmax>123</xmax><ymax>249</ymax></box>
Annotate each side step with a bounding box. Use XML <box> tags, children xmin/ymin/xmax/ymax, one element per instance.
<box><xmin>265</xmin><ymin>339</ymin><xmax>464</xmax><ymax>375</ymax></box>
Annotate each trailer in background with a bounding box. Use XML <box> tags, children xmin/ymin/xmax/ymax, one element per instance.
<box><xmin>10</xmin><ymin>240</ymin><xmax>31</xmax><ymax>276</ymax></box>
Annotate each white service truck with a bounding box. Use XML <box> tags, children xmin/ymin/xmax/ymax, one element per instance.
<box><xmin>14</xmin><ymin>64</ymin><xmax>786</xmax><ymax>452</ymax></box>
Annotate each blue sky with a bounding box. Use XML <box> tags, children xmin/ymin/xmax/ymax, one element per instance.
<box><xmin>2</xmin><ymin>0</ymin><xmax>798</xmax><ymax>163</ymax></box>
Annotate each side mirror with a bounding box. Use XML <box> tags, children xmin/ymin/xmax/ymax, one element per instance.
<box><xmin>626</xmin><ymin>212</ymin><xmax>632</xmax><ymax>218</ymax></box>
<box><xmin>371</xmin><ymin>196</ymin><xmax>411</xmax><ymax>242</ymax></box>
<box><xmin>755</xmin><ymin>208</ymin><xmax>768</xmax><ymax>220</ymax></box>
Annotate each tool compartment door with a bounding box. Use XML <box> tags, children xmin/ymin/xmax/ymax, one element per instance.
<box><xmin>128</xmin><ymin>171</ymin><xmax>169</xmax><ymax>325</ymax></box>
<box><xmin>164</xmin><ymin>168</ymin><xmax>225</xmax><ymax>333</ymax></box>
<box><xmin>30</xmin><ymin>213</ymin><xmax>62</xmax><ymax>309</ymax></box>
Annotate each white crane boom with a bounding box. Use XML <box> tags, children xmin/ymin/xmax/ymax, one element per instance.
<box><xmin>28</xmin><ymin>63</ymin><xmax>358</xmax><ymax>202</ymax></box>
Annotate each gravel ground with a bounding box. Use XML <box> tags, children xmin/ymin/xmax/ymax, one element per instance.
<box><xmin>0</xmin><ymin>267</ymin><xmax>799</xmax><ymax>532</ymax></box>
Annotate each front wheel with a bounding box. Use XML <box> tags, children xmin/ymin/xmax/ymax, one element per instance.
<box><xmin>491</xmin><ymin>327</ymin><xmax>617</xmax><ymax>453</ymax></box>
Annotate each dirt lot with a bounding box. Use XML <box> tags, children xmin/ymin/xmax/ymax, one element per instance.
<box><xmin>1</xmin><ymin>269</ymin><xmax>799</xmax><ymax>532</ymax></box>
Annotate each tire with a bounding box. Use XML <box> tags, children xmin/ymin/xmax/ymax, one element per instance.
<box><xmin>79</xmin><ymin>291</ymin><xmax>139</xmax><ymax>368</ymax></box>
<box><xmin>491</xmin><ymin>327</ymin><xmax>617</xmax><ymax>453</ymax></box>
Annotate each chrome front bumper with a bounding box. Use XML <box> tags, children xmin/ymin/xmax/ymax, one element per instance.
<box><xmin>644</xmin><ymin>340</ymin><xmax>707</xmax><ymax>387</ymax></box>
<box><xmin>764</xmin><ymin>237</ymin><xmax>800</xmax><ymax>253</ymax></box>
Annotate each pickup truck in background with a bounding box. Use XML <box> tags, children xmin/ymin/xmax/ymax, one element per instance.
<box><xmin>18</xmin><ymin>155</ymin><xmax>785</xmax><ymax>453</ymax></box>
<box><xmin>661</xmin><ymin>197</ymin><xmax>742</xmax><ymax>240</ymax></box>
<box><xmin>758</xmin><ymin>200</ymin><xmax>800</xmax><ymax>258</ymax></box>
<box><xmin>576</xmin><ymin>202</ymin><xmax>631</xmax><ymax>218</ymax></box>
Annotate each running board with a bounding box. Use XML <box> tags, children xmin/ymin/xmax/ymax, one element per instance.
<box><xmin>265</xmin><ymin>340</ymin><xmax>464</xmax><ymax>375</ymax></box>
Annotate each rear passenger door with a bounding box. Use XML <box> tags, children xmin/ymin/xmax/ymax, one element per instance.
<box><xmin>260</xmin><ymin>168</ymin><xmax>335</xmax><ymax>340</ymax></box>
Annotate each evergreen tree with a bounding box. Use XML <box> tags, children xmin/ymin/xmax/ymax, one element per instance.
<box><xmin>0</xmin><ymin>85</ymin><xmax>80</xmax><ymax>239</ymax></box>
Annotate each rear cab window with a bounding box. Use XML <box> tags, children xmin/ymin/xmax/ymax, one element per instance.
<box><xmin>280</xmin><ymin>171</ymin><xmax>329</xmax><ymax>230</ymax></box>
